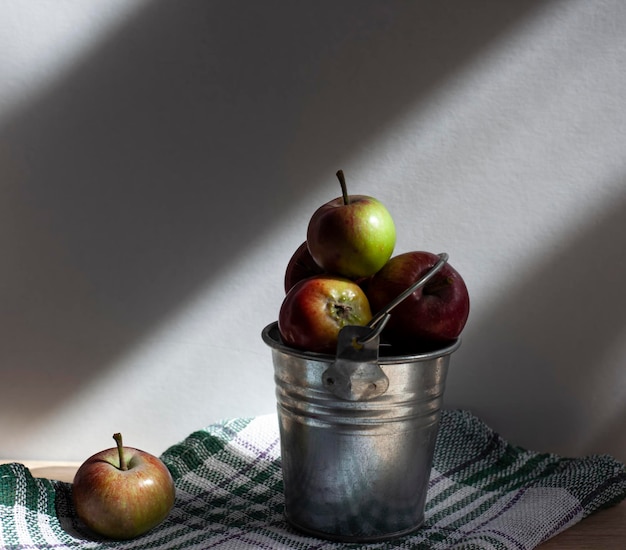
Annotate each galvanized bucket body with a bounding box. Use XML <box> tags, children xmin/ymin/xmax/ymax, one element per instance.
<box><xmin>262</xmin><ymin>322</ymin><xmax>460</xmax><ymax>542</ymax></box>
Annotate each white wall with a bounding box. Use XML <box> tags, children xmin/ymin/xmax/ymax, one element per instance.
<box><xmin>1</xmin><ymin>0</ymin><xmax>625</xmax><ymax>462</ymax></box>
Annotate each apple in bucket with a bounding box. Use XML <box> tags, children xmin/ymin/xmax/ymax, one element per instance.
<box><xmin>366</xmin><ymin>251</ymin><xmax>470</xmax><ymax>349</ymax></box>
<box><xmin>278</xmin><ymin>274</ymin><xmax>372</xmax><ymax>354</ymax></box>
<box><xmin>306</xmin><ymin>170</ymin><xmax>396</xmax><ymax>280</ymax></box>
<box><xmin>284</xmin><ymin>241</ymin><xmax>325</xmax><ymax>293</ymax></box>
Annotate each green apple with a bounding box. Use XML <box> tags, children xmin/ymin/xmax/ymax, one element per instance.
<box><xmin>306</xmin><ymin>170</ymin><xmax>396</xmax><ymax>279</ymax></box>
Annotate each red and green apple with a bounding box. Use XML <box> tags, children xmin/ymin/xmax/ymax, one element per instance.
<box><xmin>278</xmin><ymin>274</ymin><xmax>372</xmax><ymax>354</ymax></box>
<box><xmin>306</xmin><ymin>170</ymin><xmax>396</xmax><ymax>279</ymax></box>
<box><xmin>72</xmin><ymin>433</ymin><xmax>176</xmax><ymax>540</ymax></box>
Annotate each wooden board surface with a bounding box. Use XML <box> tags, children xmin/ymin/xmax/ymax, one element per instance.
<box><xmin>537</xmin><ymin>500</ymin><xmax>626</xmax><ymax>549</ymax></box>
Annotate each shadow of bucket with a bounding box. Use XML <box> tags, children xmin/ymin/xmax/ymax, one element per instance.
<box><xmin>262</xmin><ymin>321</ymin><xmax>460</xmax><ymax>542</ymax></box>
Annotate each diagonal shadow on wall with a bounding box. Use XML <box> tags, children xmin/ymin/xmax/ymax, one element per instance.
<box><xmin>446</xmin><ymin>185</ymin><xmax>626</xmax><ymax>459</ymax></box>
<box><xmin>0</xmin><ymin>1</ymin><xmax>552</xmax><ymax>431</ymax></box>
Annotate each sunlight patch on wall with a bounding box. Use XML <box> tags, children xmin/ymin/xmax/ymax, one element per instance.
<box><xmin>363</xmin><ymin>0</ymin><xmax>626</xmax><ymax>306</ymax></box>
<box><xmin>0</xmin><ymin>1</ymin><xmax>148</xmax><ymax>123</ymax></box>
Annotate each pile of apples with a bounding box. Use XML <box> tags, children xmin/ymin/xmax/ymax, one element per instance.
<box><xmin>278</xmin><ymin>170</ymin><xmax>470</xmax><ymax>355</ymax></box>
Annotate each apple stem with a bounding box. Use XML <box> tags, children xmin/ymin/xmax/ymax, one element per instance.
<box><xmin>336</xmin><ymin>170</ymin><xmax>350</xmax><ymax>205</ymax></box>
<box><xmin>113</xmin><ymin>433</ymin><xmax>128</xmax><ymax>471</ymax></box>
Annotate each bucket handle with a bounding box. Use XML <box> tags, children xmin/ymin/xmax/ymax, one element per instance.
<box><xmin>360</xmin><ymin>253</ymin><xmax>449</xmax><ymax>345</ymax></box>
<box><xmin>322</xmin><ymin>253</ymin><xmax>449</xmax><ymax>401</ymax></box>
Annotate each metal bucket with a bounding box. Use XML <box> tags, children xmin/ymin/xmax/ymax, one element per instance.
<box><xmin>262</xmin><ymin>321</ymin><xmax>460</xmax><ymax>542</ymax></box>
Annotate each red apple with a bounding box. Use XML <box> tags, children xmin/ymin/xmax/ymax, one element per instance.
<box><xmin>306</xmin><ymin>170</ymin><xmax>396</xmax><ymax>279</ymax></box>
<box><xmin>366</xmin><ymin>251</ymin><xmax>469</xmax><ymax>348</ymax></box>
<box><xmin>72</xmin><ymin>433</ymin><xmax>176</xmax><ymax>540</ymax></box>
<box><xmin>278</xmin><ymin>274</ymin><xmax>373</xmax><ymax>354</ymax></box>
<box><xmin>284</xmin><ymin>241</ymin><xmax>325</xmax><ymax>293</ymax></box>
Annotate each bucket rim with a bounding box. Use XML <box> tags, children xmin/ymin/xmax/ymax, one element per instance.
<box><xmin>261</xmin><ymin>321</ymin><xmax>461</xmax><ymax>364</ymax></box>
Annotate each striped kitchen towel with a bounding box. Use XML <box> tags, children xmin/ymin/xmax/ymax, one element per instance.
<box><xmin>1</xmin><ymin>410</ymin><xmax>625</xmax><ymax>549</ymax></box>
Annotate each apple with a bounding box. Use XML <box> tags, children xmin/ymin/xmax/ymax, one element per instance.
<box><xmin>278</xmin><ymin>274</ymin><xmax>373</xmax><ymax>354</ymax></box>
<box><xmin>284</xmin><ymin>241</ymin><xmax>325</xmax><ymax>293</ymax></box>
<box><xmin>366</xmin><ymin>251</ymin><xmax>469</xmax><ymax>348</ymax></box>
<box><xmin>72</xmin><ymin>433</ymin><xmax>176</xmax><ymax>540</ymax></box>
<box><xmin>306</xmin><ymin>170</ymin><xmax>396</xmax><ymax>279</ymax></box>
